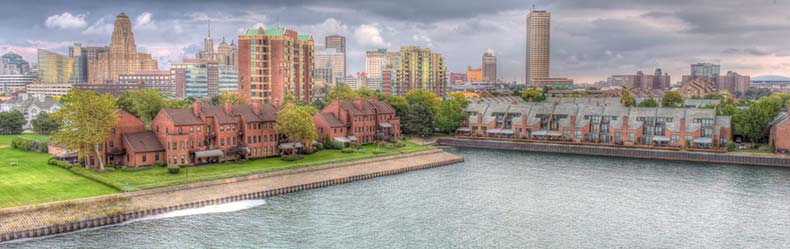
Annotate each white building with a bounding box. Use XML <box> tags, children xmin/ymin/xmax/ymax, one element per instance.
<box><xmin>365</xmin><ymin>49</ymin><xmax>387</xmax><ymax>91</ymax></box>
<box><xmin>0</xmin><ymin>74</ymin><xmax>35</xmax><ymax>92</ymax></box>
<box><xmin>25</xmin><ymin>84</ymin><xmax>72</xmax><ymax>97</ymax></box>
<box><xmin>0</xmin><ymin>94</ymin><xmax>62</xmax><ymax>130</ymax></box>
<box><xmin>315</xmin><ymin>45</ymin><xmax>345</xmax><ymax>86</ymax></box>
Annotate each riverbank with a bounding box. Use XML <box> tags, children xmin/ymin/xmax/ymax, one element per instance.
<box><xmin>438</xmin><ymin>137</ymin><xmax>790</xmax><ymax>167</ymax></box>
<box><xmin>0</xmin><ymin>149</ymin><xmax>463</xmax><ymax>242</ymax></box>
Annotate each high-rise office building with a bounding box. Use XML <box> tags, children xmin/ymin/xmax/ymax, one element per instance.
<box><xmin>690</xmin><ymin>62</ymin><xmax>721</xmax><ymax>82</ymax></box>
<box><xmin>325</xmin><ymin>35</ymin><xmax>346</xmax><ymax>77</ymax></box>
<box><xmin>171</xmin><ymin>59</ymin><xmax>238</xmax><ymax>98</ymax></box>
<box><xmin>88</xmin><ymin>12</ymin><xmax>158</xmax><ymax>84</ymax></box>
<box><xmin>196</xmin><ymin>21</ymin><xmax>238</xmax><ymax>67</ymax></box>
<box><xmin>37</xmin><ymin>49</ymin><xmax>79</xmax><ymax>84</ymax></box>
<box><xmin>526</xmin><ymin>10</ymin><xmax>551</xmax><ymax>86</ymax></box>
<box><xmin>238</xmin><ymin>28</ymin><xmax>314</xmax><ymax>104</ymax></box>
<box><xmin>365</xmin><ymin>49</ymin><xmax>387</xmax><ymax>91</ymax></box>
<box><xmin>315</xmin><ymin>45</ymin><xmax>345</xmax><ymax>85</ymax></box>
<box><xmin>467</xmin><ymin>66</ymin><xmax>482</xmax><ymax>82</ymax></box>
<box><xmin>0</xmin><ymin>52</ymin><xmax>31</xmax><ymax>75</ymax></box>
<box><xmin>482</xmin><ymin>49</ymin><xmax>497</xmax><ymax>82</ymax></box>
<box><xmin>69</xmin><ymin>43</ymin><xmax>108</xmax><ymax>84</ymax></box>
<box><xmin>392</xmin><ymin>46</ymin><xmax>447</xmax><ymax>96</ymax></box>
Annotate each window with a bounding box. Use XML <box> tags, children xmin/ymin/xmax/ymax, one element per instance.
<box><xmin>190</xmin><ymin>127</ymin><xmax>194</xmax><ymax>133</ymax></box>
<box><xmin>181</xmin><ymin>156</ymin><xmax>185</xmax><ymax>164</ymax></box>
<box><xmin>142</xmin><ymin>154</ymin><xmax>147</xmax><ymax>162</ymax></box>
<box><xmin>180</xmin><ymin>142</ymin><xmax>185</xmax><ymax>149</ymax></box>
<box><xmin>575</xmin><ymin>130</ymin><xmax>582</xmax><ymax>138</ymax></box>
<box><xmin>221</xmin><ymin>138</ymin><xmax>225</xmax><ymax>146</ymax></box>
<box><xmin>155</xmin><ymin>153</ymin><xmax>160</xmax><ymax>161</ymax></box>
<box><xmin>198</xmin><ymin>127</ymin><xmax>201</xmax><ymax>132</ymax></box>
<box><xmin>109</xmin><ymin>141</ymin><xmax>113</xmax><ymax>148</ymax></box>
<box><xmin>178</xmin><ymin>128</ymin><xmax>183</xmax><ymax>134</ymax></box>
<box><xmin>220</xmin><ymin>125</ymin><xmax>225</xmax><ymax>131</ymax></box>
<box><xmin>172</xmin><ymin>143</ymin><xmax>177</xmax><ymax>150</ymax></box>
<box><xmin>629</xmin><ymin>133</ymin><xmax>635</xmax><ymax>141</ymax></box>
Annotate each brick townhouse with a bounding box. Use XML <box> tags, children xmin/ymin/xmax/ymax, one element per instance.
<box><xmin>769</xmin><ymin>110</ymin><xmax>789</xmax><ymax>153</ymax></box>
<box><xmin>314</xmin><ymin>98</ymin><xmax>401</xmax><ymax>146</ymax></box>
<box><xmin>459</xmin><ymin>99</ymin><xmax>732</xmax><ymax>149</ymax></box>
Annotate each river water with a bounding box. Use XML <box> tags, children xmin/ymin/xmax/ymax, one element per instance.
<box><xmin>4</xmin><ymin>147</ymin><xmax>790</xmax><ymax>248</ymax></box>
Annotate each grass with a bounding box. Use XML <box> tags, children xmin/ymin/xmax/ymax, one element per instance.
<box><xmin>0</xmin><ymin>134</ymin><xmax>118</xmax><ymax>209</ymax></box>
<box><xmin>73</xmin><ymin>142</ymin><xmax>432</xmax><ymax>191</ymax></box>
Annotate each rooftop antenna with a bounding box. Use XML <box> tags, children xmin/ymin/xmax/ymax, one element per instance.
<box><xmin>208</xmin><ymin>19</ymin><xmax>211</xmax><ymax>37</ymax></box>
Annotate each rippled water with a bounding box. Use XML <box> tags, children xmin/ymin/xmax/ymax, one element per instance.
<box><xmin>4</xmin><ymin>147</ymin><xmax>790</xmax><ymax>248</ymax></box>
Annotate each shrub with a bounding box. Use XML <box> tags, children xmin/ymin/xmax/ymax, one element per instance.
<box><xmin>281</xmin><ymin>154</ymin><xmax>304</xmax><ymax>161</ymax></box>
<box><xmin>394</xmin><ymin>141</ymin><xmax>406</xmax><ymax>148</ymax></box>
<box><xmin>726</xmin><ymin>141</ymin><xmax>736</xmax><ymax>152</ymax></box>
<box><xmin>167</xmin><ymin>165</ymin><xmax>180</xmax><ymax>174</ymax></box>
<box><xmin>155</xmin><ymin>160</ymin><xmax>166</xmax><ymax>167</ymax></box>
<box><xmin>314</xmin><ymin>143</ymin><xmax>324</xmax><ymax>150</ymax></box>
<box><xmin>48</xmin><ymin>157</ymin><xmax>73</xmax><ymax>169</ymax></box>
<box><xmin>341</xmin><ymin>148</ymin><xmax>353</xmax><ymax>153</ymax></box>
<box><xmin>302</xmin><ymin>148</ymin><xmax>315</xmax><ymax>155</ymax></box>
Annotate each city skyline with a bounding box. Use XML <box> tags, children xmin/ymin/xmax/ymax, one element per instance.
<box><xmin>0</xmin><ymin>0</ymin><xmax>789</xmax><ymax>83</ymax></box>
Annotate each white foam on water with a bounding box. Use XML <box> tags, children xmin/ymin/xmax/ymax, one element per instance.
<box><xmin>131</xmin><ymin>199</ymin><xmax>268</xmax><ymax>222</ymax></box>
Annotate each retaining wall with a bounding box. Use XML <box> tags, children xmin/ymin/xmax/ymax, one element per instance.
<box><xmin>0</xmin><ymin>150</ymin><xmax>464</xmax><ymax>243</ymax></box>
<box><xmin>439</xmin><ymin>138</ymin><xmax>790</xmax><ymax>167</ymax></box>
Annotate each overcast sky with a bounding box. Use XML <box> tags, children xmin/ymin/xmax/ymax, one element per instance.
<box><xmin>1</xmin><ymin>0</ymin><xmax>788</xmax><ymax>83</ymax></box>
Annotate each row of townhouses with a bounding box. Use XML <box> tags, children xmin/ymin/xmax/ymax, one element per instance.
<box><xmin>458</xmin><ymin>100</ymin><xmax>732</xmax><ymax>149</ymax></box>
<box><xmin>84</xmin><ymin>98</ymin><xmax>400</xmax><ymax>168</ymax></box>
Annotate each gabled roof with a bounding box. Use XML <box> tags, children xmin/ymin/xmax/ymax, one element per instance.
<box><xmin>200</xmin><ymin>105</ymin><xmax>237</xmax><ymax>124</ymax></box>
<box><xmin>770</xmin><ymin>112</ymin><xmax>788</xmax><ymax>127</ymax></box>
<box><xmin>297</xmin><ymin>34</ymin><xmax>312</xmax><ymax>41</ymax></box>
<box><xmin>264</xmin><ymin>28</ymin><xmax>285</xmax><ymax>36</ymax></box>
<box><xmin>231</xmin><ymin>104</ymin><xmax>264</xmax><ymax>123</ymax></box>
<box><xmin>161</xmin><ymin>109</ymin><xmax>204</xmax><ymax>126</ymax></box>
<box><xmin>319</xmin><ymin>113</ymin><xmax>346</xmax><ymax>127</ymax></box>
<box><xmin>259</xmin><ymin>103</ymin><xmax>279</xmax><ymax>121</ymax></box>
<box><xmin>245</xmin><ymin>29</ymin><xmax>260</xmax><ymax>35</ymax></box>
<box><xmin>123</xmin><ymin>131</ymin><xmax>164</xmax><ymax>153</ymax></box>
<box><xmin>369</xmin><ymin>101</ymin><xmax>395</xmax><ymax>114</ymax></box>
<box><xmin>339</xmin><ymin>101</ymin><xmax>376</xmax><ymax>115</ymax></box>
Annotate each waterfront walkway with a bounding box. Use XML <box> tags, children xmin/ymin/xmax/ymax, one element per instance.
<box><xmin>0</xmin><ymin>149</ymin><xmax>463</xmax><ymax>240</ymax></box>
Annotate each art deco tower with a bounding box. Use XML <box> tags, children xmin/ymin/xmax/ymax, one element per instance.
<box><xmin>526</xmin><ymin>10</ymin><xmax>550</xmax><ymax>86</ymax></box>
<box><xmin>88</xmin><ymin>12</ymin><xmax>158</xmax><ymax>84</ymax></box>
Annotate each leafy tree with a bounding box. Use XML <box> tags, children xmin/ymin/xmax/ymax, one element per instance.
<box><xmin>31</xmin><ymin>112</ymin><xmax>58</xmax><ymax>135</ymax></box>
<box><xmin>325</xmin><ymin>84</ymin><xmax>357</xmax><ymax>103</ymax></box>
<box><xmin>404</xmin><ymin>89</ymin><xmax>440</xmax><ymax>113</ymax></box>
<box><xmin>637</xmin><ymin>98</ymin><xmax>659</xmax><ymax>107</ymax></box>
<box><xmin>732</xmin><ymin>98</ymin><xmax>782</xmax><ymax>143</ymax></box>
<box><xmin>404</xmin><ymin>103</ymin><xmax>434</xmax><ymax>137</ymax></box>
<box><xmin>382</xmin><ymin>95</ymin><xmax>409</xmax><ymax>118</ymax></box>
<box><xmin>447</xmin><ymin>92</ymin><xmax>470</xmax><ymax>107</ymax></box>
<box><xmin>0</xmin><ymin>110</ymin><xmax>25</xmax><ymax>135</ymax></box>
<box><xmin>434</xmin><ymin>98</ymin><xmax>466</xmax><ymax>134</ymax></box>
<box><xmin>117</xmin><ymin>89</ymin><xmax>166</xmax><ymax>123</ymax></box>
<box><xmin>355</xmin><ymin>87</ymin><xmax>381</xmax><ymax>99</ymax></box>
<box><xmin>275</xmin><ymin>104</ymin><xmax>317</xmax><ymax>154</ymax></box>
<box><xmin>661</xmin><ymin>91</ymin><xmax>684</xmax><ymax>108</ymax></box>
<box><xmin>521</xmin><ymin>89</ymin><xmax>545</xmax><ymax>102</ymax></box>
<box><xmin>212</xmin><ymin>91</ymin><xmax>247</xmax><ymax>105</ymax></box>
<box><xmin>164</xmin><ymin>97</ymin><xmax>195</xmax><ymax>109</ymax></box>
<box><xmin>620</xmin><ymin>88</ymin><xmax>635</xmax><ymax>107</ymax></box>
<box><xmin>311</xmin><ymin>98</ymin><xmax>327</xmax><ymax>110</ymax></box>
<box><xmin>702</xmin><ymin>93</ymin><xmax>724</xmax><ymax>100</ymax></box>
<box><xmin>744</xmin><ymin>87</ymin><xmax>771</xmax><ymax>100</ymax></box>
<box><xmin>52</xmin><ymin>89</ymin><xmax>118</xmax><ymax>171</ymax></box>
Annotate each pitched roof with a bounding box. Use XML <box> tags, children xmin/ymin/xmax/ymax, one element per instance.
<box><xmin>770</xmin><ymin>112</ymin><xmax>788</xmax><ymax>127</ymax></box>
<box><xmin>162</xmin><ymin>109</ymin><xmax>204</xmax><ymax>126</ymax></box>
<box><xmin>297</xmin><ymin>34</ymin><xmax>312</xmax><ymax>41</ymax></box>
<box><xmin>231</xmin><ymin>104</ymin><xmax>264</xmax><ymax>123</ymax></box>
<box><xmin>122</xmin><ymin>131</ymin><xmax>164</xmax><ymax>153</ymax></box>
<box><xmin>259</xmin><ymin>103</ymin><xmax>279</xmax><ymax>121</ymax></box>
<box><xmin>264</xmin><ymin>28</ymin><xmax>285</xmax><ymax>36</ymax></box>
<box><xmin>370</xmin><ymin>101</ymin><xmax>396</xmax><ymax>114</ymax></box>
<box><xmin>319</xmin><ymin>113</ymin><xmax>346</xmax><ymax>127</ymax></box>
<box><xmin>339</xmin><ymin>100</ymin><xmax>376</xmax><ymax>115</ymax></box>
<box><xmin>200</xmin><ymin>105</ymin><xmax>237</xmax><ymax>124</ymax></box>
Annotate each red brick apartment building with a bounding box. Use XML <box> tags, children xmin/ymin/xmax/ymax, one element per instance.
<box><xmin>86</xmin><ymin>100</ymin><xmax>400</xmax><ymax>168</ymax></box>
<box><xmin>769</xmin><ymin>111</ymin><xmax>790</xmax><ymax>153</ymax></box>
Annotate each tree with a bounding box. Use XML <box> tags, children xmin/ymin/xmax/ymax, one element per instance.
<box><xmin>355</xmin><ymin>86</ymin><xmax>381</xmax><ymax>99</ymax></box>
<box><xmin>274</xmin><ymin>104</ymin><xmax>317</xmax><ymax>154</ymax></box>
<box><xmin>311</xmin><ymin>98</ymin><xmax>327</xmax><ymax>110</ymax></box>
<box><xmin>325</xmin><ymin>84</ymin><xmax>357</xmax><ymax>103</ymax></box>
<box><xmin>637</xmin><ymin>98</ymin><xmax>659</xmax><ymax>107</ymax></box>
<box><xmin>31</xmin><ymin>112</ymin><xmax>58</xmax><ymax>135</ymax></box>
<box><xmin>521</xmin><ymin>89</ymin><xmax>545</xmax><ymax>102</ymax></box>
<box><xmin>164</xmin><ymin>97</ymin><xmax>195</xmax><ymax>109</ymax></box>
<box><xmin>661</xmin><ymin>91</ymin><xmax>684</xmax><ymax>108</ymax></box>
<box><xmin>744</xmin><ymin>87</ymin><xmax>771</xmax><ymax>100</ymax></box>
<box><xmin>382</xmin><ymin>95</ymin><xmax>409</xmax><ymax>118</ymax></box>
<box><xmin>620</xmin><ymin>88</ymin><xmax>635</xmax><ymax>107</ymax></box>
<box><xmin>732</xmin><ymin>98</ymin><xmax>782</xmax><ymax>143</ymax></box>
<box><xmin>434</xmin><ymin>98</ymin><xmax>466</xmax><ymax>134</ymax></box>
<box><xmin>404</xmin><ymin>103</ymin><xmax>434</xmax><ymax>137</ymax></box>
<box><xmin>212</xmin><ymin>91</ymin><xmax>247</xmax><ymax>105</ymax></box>
<box><xmin>52</xmin><ymin>89</ymin><xmax>118</xmax><ymax>171</ymax></box>
<box><xmin>404</xmin><ymin>89</ymin><xmax>440</xmax><ymax>113</ymax></box>
<box><xmin>447</xmin><ymin>92</ymin><xmax>470</xmax><ymax>107</ymax></box>
<box><xmin>0</xmin><ymin>110</ymin><xmax>25</xmax><ymax>135</ymax></box>
<box><xmin>117</xmin><ymin>89</ymin><xmax>166</xmax><ymax>123</ymax></box>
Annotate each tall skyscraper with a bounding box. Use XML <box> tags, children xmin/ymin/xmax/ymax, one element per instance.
<box><xmin>238</xmin><ymin>28</ymin><xmax>314</xmax><ymax>104</ymax></box>
<box><xmin>315</xmin><ymin>45</ymin><xmax>345</xmax><ymax>85</ymax></box>
<box><xmin>69</xmin><ymin>43</ymin><xmax>108</xmax><ymax>84</ymax></box>
<box><xmin>196</xmin><ymin>21</ymin><xmax>238</xmax><ymax>67</ymax></box>
<box><xmin>365</xmin><ymin>49</ymin><xmax>387</xmax><ymax>91</ymax></box>
<box><xmin>526</xmin><ymin>10</ymin><xmax>551</xmax><ymax>86</ymax></box>
<box><xmin>37</xmin><ymin>49</ymin><xmax>79</xmax><ymax>84</ymax></box>
<box><xmin>392</xmin><ymin>46</ymin><xmax>447</xmax><ymax>96</ymax></box>
<box><xmin>172</xmin><ymin>59</ymin><xmax>237</xmax><ymax>98</ymax></box>
<box><xmin>0</xmin><ymin>52</ymin><xmax>31</xmax><ymax>75</ymax></box>
<box><xmin>88</xmin><ymin>12</ymin><xmax>158</xmax><ymax>84</ymax></box>
<box><xmin>325</xmin><ymin>35</ymin><xmax>346</xmax><ymax>77</ymax></box>
<box><xmin>482</xmin><ymin>49</ymin><xmax>497</xmax><ymax>83</ymax></box>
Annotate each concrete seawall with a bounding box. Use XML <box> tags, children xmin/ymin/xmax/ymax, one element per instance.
<box><xmin>439</xmin><ymin>138</ymin><xmax>790</xmax><ymax>167</ymax></box>
<box><xmin>0</xmin><ymin>149</ymin><xmax>463</xmax><ymax>243</ymax></box>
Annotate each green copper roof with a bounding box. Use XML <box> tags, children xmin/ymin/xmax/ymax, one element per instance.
<box><xmin>297</xmin><ymin>34</ymin><xmax>311</xmax><ymax>41</ymax></box>
<box><xmin>245</xmin><ymin>29</ymin><xmax>259</xmax><ymax>35</ymax></box>
<box><xmin>264</xmin><ymin>28</ymin><xmax>285</xmax><ymax>36</ymax></box>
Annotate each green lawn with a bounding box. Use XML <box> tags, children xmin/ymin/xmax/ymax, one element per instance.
<box><xmin>72</xmin><ymin>142</ymin><xmax>432</xmax><ymax>191</ymax></box>
<box><xmin>0</xmin><ymin>134</ymin><xmax>118</xmax><ymax>209</ymax></box>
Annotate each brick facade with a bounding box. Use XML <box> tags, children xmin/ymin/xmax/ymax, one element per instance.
<box><xmin>314</xmin><ymin>98</ymin><xmax>401</xmax><ymax>145</ymax></box>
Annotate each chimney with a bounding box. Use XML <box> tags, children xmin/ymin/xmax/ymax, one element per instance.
<box><xmin>353</xmin><ymin>99</ymin><xmax>364</xmax><ymax>110</ymax></box>
<box><xmin>193</xmin><ymin>101</ymin><xmax>202</xmax><ymax>116</ymax></box>
<box><xmin>224</xmin><ymin>101</ymin><xmax>232</xmax><ymax>114</ymax></box>
<box><xmin>252</xmin><ymin>101</ymin><xmax>261</xmax><ymax>115</ymax></box>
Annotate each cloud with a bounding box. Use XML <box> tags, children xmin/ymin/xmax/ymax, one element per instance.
<box><xmin>136</xmin><ymin>12</ymin><xmax>155</xmax><ymax>27</ymax></box>
<box><xmin>45</xmin><ymin>12</ymin><xmax>87</xmax><ymax>29</ymax></box>
<box><xmin>82</xmin><ymin>17</ymin><xmax>113</xmax><ymax>35</ymax></box>
<box><xmin>353</xmin><ymin>24</ymin><xmax>388</xmax><ymax>48</ymax></box>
